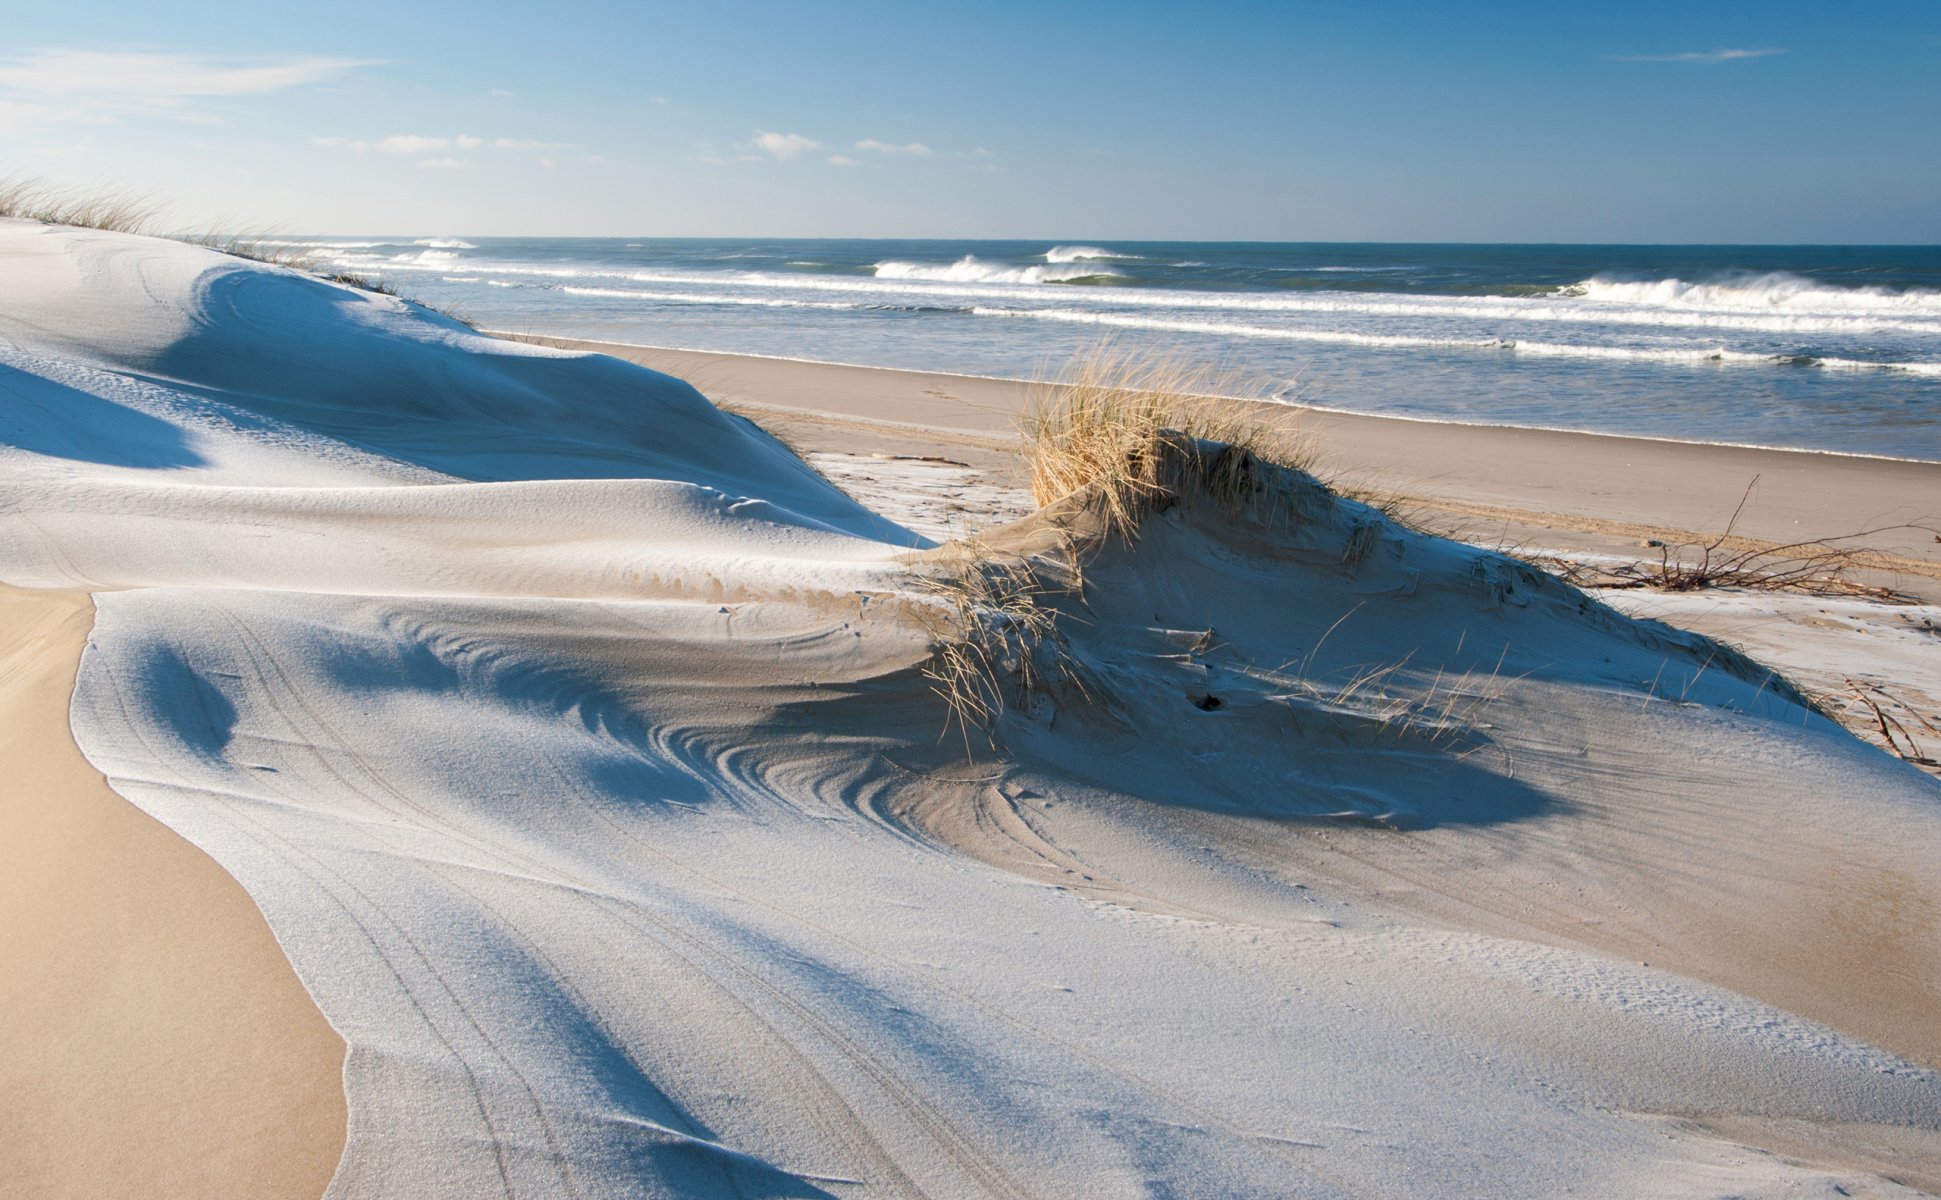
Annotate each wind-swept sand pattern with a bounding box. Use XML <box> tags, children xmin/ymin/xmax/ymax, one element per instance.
<box><xmin>5</xmin><ymin>218</ymin><xmax>1941</xmax><ymax>1197</ymax></box>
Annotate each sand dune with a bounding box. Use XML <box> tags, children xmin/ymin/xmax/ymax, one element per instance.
<box><xmin>5</xmin><ymin>218</ymin><xmax>1940</xmax><ymax>1197</ymax></box>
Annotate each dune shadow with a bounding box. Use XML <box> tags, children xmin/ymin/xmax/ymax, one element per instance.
<box><xmin>0</xmin><ymin>362</ymin><xmax>206</xmax><ymax>469</ymax></box>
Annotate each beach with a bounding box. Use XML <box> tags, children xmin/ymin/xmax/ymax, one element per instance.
<box><xmin>5</xmin><ymin>219</ymin><xmax>1941</xmax><ymax>1198</ymax></box>
<box><xmin>0</xmin><ymin>587</ymin><xmax>345</xmax><ymax>1200</ymax></box>
<box><xmin>514</xmin><ymin>336</ymin><xmax>1941</xmax><ymax>587</ymax></box>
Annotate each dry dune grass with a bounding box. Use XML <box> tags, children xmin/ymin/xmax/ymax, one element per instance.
<box><xmin>1020</xmin><ymin>344</ymin><xmax>1312</xmax><ymax>542</ymax></box>
<box><xmin>0</xmin><ymin>175</ymin><xmax>161</xmax><ymax>234</ymax></box>
<box><xmin>914</xmin><ymin>347</ymin><xmax>1329</xmax><ymax>744</ymax></box>
<box><xmin>1</xmin><ymin>175</ymin><xmax>467</xmax><ymax>321</ymax></box>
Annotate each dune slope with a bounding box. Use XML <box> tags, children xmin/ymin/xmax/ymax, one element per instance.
<box><xmin>3</xmin><ymin>218</ymin><xmax>1939</xmax><ymax>1198</ymax></box>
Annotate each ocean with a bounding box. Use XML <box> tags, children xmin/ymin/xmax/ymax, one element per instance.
<box><xmin>289</xmin><ymin>237</ymin><xmax>1941</xmax><ymax>461</ymax></box>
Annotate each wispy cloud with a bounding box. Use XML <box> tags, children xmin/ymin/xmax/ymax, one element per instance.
<box><xmin>313</xmin><ymin>132</ymin><xmax>574</xmax><ymax>165</ymax></box>
<box><xmin>0</xmin><ymin>49</ymin><xmax>369</xmax><ymax>127</ymax></box>
<box><xmin>1611</xmin><ymin>46</ymin><xmax>1787</xmax><ymax>64</ymax></box>
<box><xmin>855</xmin><ymin>138</ymin><xmax>934</xmax><ymax>157</ymax></box>
<box><xmin>418</xmin><ymin>156</ymin><xmax>467</xmax><ymax>170</ymax></box>
<box><xmin>826</xmin><ymin>154</ymin><xmax>860</xmax><ymax>167</ymax></box>
<box><xmin>750</xmin><ymin>130</ymin><xmax>823</xmax><ymax>160</ymax></box>
<box><xmin>378</xmin><ymin>133</ymin><xmax>451</xmax><ymax>155</ymax></box>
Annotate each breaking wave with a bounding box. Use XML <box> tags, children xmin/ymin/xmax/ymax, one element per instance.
<box><xmin>873</xmin><ymin>255</ymin><xmax>1124</xmax><ymax>285</ymax></box>
<box><xmin>970</xmin><ymin>307</ymin><xmax>1941</xmax><ymax>373</ymax></box>
<box><xmin>1044</xmin><ymin>245</ymin><xmax>1137</xmax><ymax>263</ymax></box>
<box><xmin>1566</xmin><ymin>272</ymin><xmax>1941</xmax><ymax>314</ymax></box>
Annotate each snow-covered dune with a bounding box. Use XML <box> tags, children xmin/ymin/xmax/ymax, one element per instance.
<box><xmin>5</xmin><ymin>218</ymin><xmax>1939</xmax><ymax>1198</ymax></box>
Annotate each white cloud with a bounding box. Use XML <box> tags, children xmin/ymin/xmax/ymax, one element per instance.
<box><xmin>377</xmin><ymin>133</ymin><xmax>450</xmax><ymax>154</ymax></box>
<box><xmin>751</xmin><ymin>130</ymin><xmax>822</xmax><ymax>160</ymax></box>
<box><xmin>973</xmin><ymin>146</ymin><xmax>995</xmax><ymax>158</ymax></box>
<box><xmin>856</xmin><ymin>138</ymin><xmax>935</xmax><ymax>156</ymax></box>
<box><xmin>419</xmin><ymin>156</ymin><xmax>467</xmax><ymax>170</ymax></box>
<box><xmin>1611</xmin><ymin>47</ymin><xmax>1786</xmax><ymax>64</ymax></box>
<box><xmin>0</xmin><ymin>49</ymin><xmax>368</xmax><ymax>127</ymax></box>
<box><xmin>0</xmin><ymin>99</ymin><xmax>46</xmax><ymax>135</ymax></box>
<box><xmin>489</xmin><ymin>88</ymin><xmax>515</xmax><ymax>98</ymax></box>
<box><xmin>323</xmin><ymin>132</ymin><xmax>571</xmax><ymax>153</ymax></box>
<box><xmin>0</xmin><ymin>48</ymin><xmax>369</xmax><ymax>97</ymax></box>
<box><xmin>826</xmin><ymin>154</ymin><xmax>860</xmax><ymax>167</ymax></box>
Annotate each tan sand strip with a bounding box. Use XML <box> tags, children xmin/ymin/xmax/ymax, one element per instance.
<box><xmin>509</xmin><ymin>336</ymin><xmax>1941</xmax><ymax>589</ymax></box>
<box><xmin>0</xmin><ymin>586</ymin><xmax>345</xmax><ymax>1200</ymax></box>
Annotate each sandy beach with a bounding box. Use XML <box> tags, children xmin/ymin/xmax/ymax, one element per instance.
<box><xmin>5</xmin><ymin>220</ymin><xmax>1940</xmax><ymax>1198</ymax></box>
<box><xmin>511</xmin><ymin>337</ymin><xmax>1941</xmax><ymax>590</ymax></box>
<box><xmin>0</xmin><ymin>587</ymin><xmax>345</xmax><ymax>1200</ymax></box>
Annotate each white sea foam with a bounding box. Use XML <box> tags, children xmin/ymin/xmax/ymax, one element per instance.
<box><xmin>561</xmin><ymin>285</ymin><xmax>860</xmax><ymax>311</ymax></box>
<box><xmin>391</xmin><ymin>249</ymin><xmax>460</xmax><ymax>265</ymax></box>
<box><xmin>294</xmin><ymin>249</ymin><xmax>1941</xmax><ymax>393</ymax></box>
<box><xmin>972</xmin><ymin>306</ymin><xmax>1509</xmax><ymax>350</ymax></box>
<box><xmin>972</xmin><ymin>307</ymin><xmax>1941</xmax><ymax>374</ymax></box>
<box><xmin>416</xmin><ymin>263</ymin><xmax>1938</xmax><ymax>337</ymax></box>
<box><xmin>1044</xmin><ymin>244</ymin><xmax>1136</xmax><ymax>262</ymax></box>
<box><xmin>874</xmin><ymin>255</ymin><xmax>1123</xmax><ymax>284</ymax></box>
<box><xmin>413</xmin><ymin>238</ymin><xmax>478</xmax><ymax>249</ymax></box>
<box><xmin>258</xmin><ymin>239</ymin><xmax>395</xmax><ymax>250</ymax></box>
<box><xmin>1570</xmin><ymin>272</ymin><xmax>1941</xmax><ymax>314</ymax></box>
<box><xmin>1813</xmin><ymin>356</ymin><xmax>1941</xmax><ymax>376</ymax></box>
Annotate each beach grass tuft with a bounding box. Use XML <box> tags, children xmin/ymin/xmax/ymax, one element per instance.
<box><xmin>1020</xmin><ymin>343</ymin><xmax>1311</xmax><ymax>542</ymax></box>
<box><xmin>911</xmin><ymin>542</ymin><xmax>1095</xmax><ymax>750</ymax></box>
<box><xmin>0</xmin><ymin>175</ymin><xmax>162</xmax><ymax>234</ymax></box>
<box><xmin>1</xmin><ymin>174</ymin><xmax>474</xmax><ymax>326</ymax></box>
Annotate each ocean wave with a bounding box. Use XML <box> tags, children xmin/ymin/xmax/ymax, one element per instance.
<box><xmin>257</xmin><ymin>239</ymin><xmax>396</xmax><ymax>250</ymax></box>
<box><xmin>970</xmin><ymin>307</ymin><xmax>1941</xmax><ymax>373</ymax></box>
<box><xmin>365</xmin><ymin>256</ymin><xmax>1941</xmax><ymax>344</ymax></box>
<box><xmin>574</xmin><ymin>267</ymin><xmax>1937</xmax><ymax>333</ymax></box>
<box><xmin>1811</xmin><ymin>356</ymin><xmax>1941</xmax><ymax>377</ymax></box>
<box><xmin>390</xmin><ymin>249</ymin><xmax>460</xmax><ymax>265</ymax></box>
<box><xmin>559</xmin><ymin>284</ymin><xmax>970</xmax><ymax>315</ymax></box>
<box><xmin>874</xmin><ymin>255</ymin><xmax>1123</xmax><ymax>285</ymax></box>
<box><xmin>1566</xmin><ymin>271</ymin><xmax>1941</xmax><ymax>314</ymax></box>
<box><xmin>413</xmin><ymin>238</ymin><xmax>477</xmax><ymax>249</ymax></box>
<box><xmin>561</xmin><ymin>285</ymin><xmax>874</xmax><ymax>311</ymax></box>
<box><xmin>1044</xmin><ymin>245</ymin><xmax>1138</xmax><ymax>263</ymax></box>
<box><xmin>971</xmin><ymin>306</ymin><xmax>1505</xmax><ymax>350</ymax></box>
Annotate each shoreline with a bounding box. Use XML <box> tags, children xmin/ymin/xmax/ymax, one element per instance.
<box><xmin>490</xmin><ymin>332</ymin><xmax>1941</xmax><ymax>467</ymax></box>
<box><xmin>0</xmin><ymin>586</ymin><xmax>346</xmax><ymax>1200</ymax></box>
<box><xmin>506</xmin><ymin>334</ymin><xmax>1941</xmax><ymax>586</ymax></box>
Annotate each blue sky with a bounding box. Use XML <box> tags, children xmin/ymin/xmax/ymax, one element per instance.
<box><xmin>2</xmin><ymin>0</ymin><xmax>1936</xmax><ymax>241</ymax></box>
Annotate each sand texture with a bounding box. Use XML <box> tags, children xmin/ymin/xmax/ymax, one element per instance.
<box><xmin>5</xmin><ymin>218</ymin><xmax>1940</xmax><ymax>1198</ymax></box>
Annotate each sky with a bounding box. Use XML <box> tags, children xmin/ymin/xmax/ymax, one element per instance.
<box><xmin>1</xmin><ymin>0</ymin><xmax>1937</xmax><ymax>242</ymax></box>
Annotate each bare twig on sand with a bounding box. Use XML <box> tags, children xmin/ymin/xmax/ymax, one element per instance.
<box><xmin>1521</xmin><ymin>476</ymin><xmax>1935</xmax><ymax>602</ymax></box>
<box><xmin>1813</xmin><ymin>677</ymin><xmax>1941</xmax><ymax>770</ymax></box>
